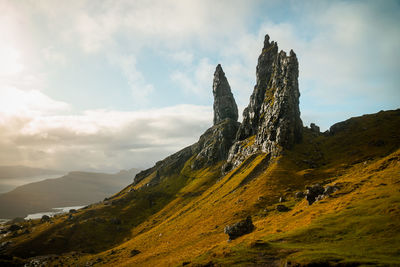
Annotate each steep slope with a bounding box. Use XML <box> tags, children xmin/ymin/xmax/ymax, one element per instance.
<box><xmin>0</xmin><ymin>169</ymin><xmax>140</xmax><ymax>219</ymax></box>
<box><xmin>0</xmin><ymin>35</ymin><xmax>399</xmax><ymax>267</ymax></box>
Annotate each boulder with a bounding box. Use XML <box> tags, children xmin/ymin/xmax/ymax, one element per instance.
<box><xmin>41</xmin><ymin>215</ymin><xmax>51</xmax><ymax>223</ymax></box>
<box><xmin>224</xmin><ymin>216</ymin><xmax>254</xmax><ymax>240</ymax></box>
<box><xmin>324</xmin><ymin>185</ymin><xmax>339</xmax><ymax>196</ymax></box>
<box><xmin>8</xmin><ymin>224</ymin><xmax>22</xmax><ymax>232</ymax></box>
<box><xmin>276</xmin><ymin>204</ymin><xmax>290</xmax><ymax>212</ymax></box>
<box><xmin>305</xmin><ymin>184</ymin><xmax>325</xmax><ymax>205</ymax></box>
<box><xmin>130</xmin><ymin>249</ymin><xmax>141</xmax><ymax>257</ymax></box>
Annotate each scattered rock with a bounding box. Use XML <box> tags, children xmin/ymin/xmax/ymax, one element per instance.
<box><xmin>130</xmin><ymin>249</ymin><xmax>141</xmax><ymax>257</ymax></box>
<box><xmin>224</xmin><ymin>216</ymin><xmax>254</xmax><ymax>240</ymax></box>
<box><xmin>8</xmin><ymin>224</ymin><xmax>22</xmax><ymax>232</ymax></box>
<box><xmin>306</xmin><ymin>184</ymin><xmax>340</xmax><ymax>205</ymax></box>
<box><xmin>295</xmin><ymin>191</ymin><xmax>305</xmax><ymax>199</ymax></box>
<box><xmin>276</xmin><ymin>205</ymin><xmax>289</xmax><ymax>212</ymax></box>
<box><xmin>41</xmin><ymin>215</ymin><xmax>51</xmax><ymax>223</ymax></box>
<box><xmin>69</xmin><ymin>209</ymin><xmax>77</xmax><ymax>214</ymax></box>
<box><xmin>67</xmin><ymin>214</ymin><xmax>74</xmax><ymax>221</ymax></box>
<box><xmin>305</xmin><ymin>184</ymin><xmax>325</xmax><ymax>205</ymax></box>
<box><xmin>324</xmin><ymin>185</ymin><xmax>339</xmax><ymax>196</ymax></box>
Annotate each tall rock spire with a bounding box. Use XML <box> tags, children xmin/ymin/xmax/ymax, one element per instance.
<box><xmin>236</xmin><ymin>34</ymin><xmax>278</xmax><ymax>140</ymax></box>
<box><xmin>213</xmin><ymin>64</ymin><xmax>238</xmax><ymax>125</ymax></box>
<box><xmin>255</xmin><ymin>49</ymin><xmax>302</xmax><ymax>154</ymax></box>
<box><xmin>224</xmin><ymin>34</ymin><xmax>303</xmax><ymax>172</ymax></box>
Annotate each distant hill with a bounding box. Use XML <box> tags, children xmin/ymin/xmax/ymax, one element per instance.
<box><xmin>0</xmin><ymin>168</ymin><xmax>140</xmax><ymax>219</ymax></box>
<box><xmin>0</xmin><ymin>166</ymin><xmax>63</xmax><ymax>193</ymax></box>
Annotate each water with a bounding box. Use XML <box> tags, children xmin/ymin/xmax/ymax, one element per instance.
<box><xmin>24</xmin><ymin>206</ymin><xmax>85</xmax><ymax>220</ymax></box>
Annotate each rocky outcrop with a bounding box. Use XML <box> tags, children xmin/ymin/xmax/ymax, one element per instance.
<box><xmin>310</xmin><ymin>123</ymin><xmax>320</xmax><ymax>134</ymax></box>
<box><xmin>191</xmin><ymin>65</ymin><xmax>240</xmax><ymax>170</ymax></box>
<box><xmin>225</xmin><ymin>35</ymin><xmax>303</xmax><ymax>172</ymax></box>
<box><xmin>236</xmin><ymin>35</ymin><xmax>279</xmax><ymax>140</ymax></box>
<box><xmin>191</xmin><ymin>118</ymin><xmax>239</xmax><ymax>170</ymax></box>
<box><xmin>224</xmin><ymin>216</ymin><xmax>254</xmax><ymax>240</ymax></box>
<box><xmin>302</xmin><ymin>183</ymin><xmax>340</xmax><ymax>205</ymax></box>
<box><xmin>133</xmin><ymin>145</ymin><xmax>194</xmax><ymax>186</ymax></box>
<box><xmin>133</xmin><ymin>65</ymin><xmax>239</xmax><ymax>185</ymax></box>
<box><xmin>213</xmin><ymin>64</ymin><xmax>238</xmax><ymax>125</ymax></box>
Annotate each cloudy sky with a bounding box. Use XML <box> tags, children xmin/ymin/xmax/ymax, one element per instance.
<box><xmin>0</xmin><ymin>0</ymin><xmax>399</xmax><ymax>172</ymax></box>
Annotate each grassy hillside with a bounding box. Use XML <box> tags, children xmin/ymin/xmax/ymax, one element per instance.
<box><xmin>1</xmin><ymin>109</ymin><xmax>399</xmax><ymax>266</ymax></box>
<box><xmin>0</xmin><ymin>168</ymin><xmax>140</xmax><ymax>219</ymax></box>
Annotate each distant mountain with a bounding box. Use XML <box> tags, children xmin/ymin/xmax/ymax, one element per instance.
<box><xmin>0</xmin><ymin>168</ymin><xmax>140</xmax><ymax>219</ymax></box>
<box><xmin>0</xmin><ymin>166</ymin><xmax>63</xmax><ymax>194</ymax></box>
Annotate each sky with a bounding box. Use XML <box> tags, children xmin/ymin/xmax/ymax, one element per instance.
<box><xmin>0</xmin><ymin>0</ymin><xmax>399</xmax><ymax>172</ymax></box>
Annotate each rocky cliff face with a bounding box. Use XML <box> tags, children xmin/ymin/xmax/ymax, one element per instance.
<box><xmin>225</xmin><ymin>35</ymin><xmax>302</xmax><ymax>172</ymax></box>
<box><xmin>134</xmin><ymin>34</ymin><xmax>302</xmax><ymax>182</ymax></box>
<box><xmin>213</xmin><ymin>64</ymin><xmax>238</xmax><ymax>125</ymax></box>
<box><xmin>236</xmin><ymin>35</ymin><xmax>279</xmax><ymax>140</ymax></box>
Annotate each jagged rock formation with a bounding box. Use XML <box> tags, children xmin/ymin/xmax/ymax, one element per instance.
<box><xmin>191</xmin><ymin>118</ymin><xmax>239</xmax><ymax>170</ymax></box>
<box><xmin>225</xmin><ymin>35</ymin><xmax>303</xmax><ymax>172</ymax></box>
<box><xmin>236</xmin><ymin>35</ymin><xmax>279</xmax><ymax>140</ymax></box>
<box><xmin>213</xmin><ymin>64</ymin><xmax>238</xmax><ymax>125</ymax></box>
<box><xmin>133</xmin><ymin>65</ymin><xmax>239</xmax><ymax>184</ymax></box>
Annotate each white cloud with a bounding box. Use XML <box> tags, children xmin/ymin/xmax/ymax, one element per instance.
<box><xmin>0</xmin><ymin>88</ymin><xmax>212</xmax><ymax>171</ymax></box>
<box><xmin>0</xmin><ymin>87</ymin><xmax>69</xmax><ymax>117</ymax></box>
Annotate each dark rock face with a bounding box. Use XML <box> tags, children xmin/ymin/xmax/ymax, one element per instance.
<box><xmin>224</xmin><ymin>216</ymin><xmax>254</xmax><ymax>240</ymax></box>
<box><xmin>310</xmin><ymin>123</ymin><xmax>320</xmax><ymax>134</ymax></box>
<box><xmin>213</xmin><ymin>64</ymin><xmax>238</xmax><ymax>125</ymax></box>
<box><xmin>236</xmin><ymin>35</ymin><xmax>279</xmax><ymax>140</ymax></box>
<box><xmin>225</xmin><ymin>35</ymin><xmax>303</xmax><ymax>172</ymax></box>
<box><xmin>191</xmin><ymin>118</ymin><xmax>240</xmax><ymax>170</ymax></box>
<box><xmin>254</xmin><ymin>49</ymin><xmax>302</xmax><ymax>156</ymax></box>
